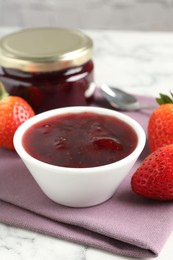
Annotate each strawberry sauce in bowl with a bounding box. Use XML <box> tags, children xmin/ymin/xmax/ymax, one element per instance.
<box><xmin>13</xmin><ymin>106</ymin><xmax>146</xmax><ymax>207</ymax></box>
<box><xmin>22</xmin><ymin>112</ymin><xmax>137</xmax><ymax>168</ymax></box>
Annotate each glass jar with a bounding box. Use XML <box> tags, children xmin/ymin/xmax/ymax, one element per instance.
<box><xmin>0</xmin><ymin>28</ymin><xmax>95</xmax><ymax>113</ymax></box>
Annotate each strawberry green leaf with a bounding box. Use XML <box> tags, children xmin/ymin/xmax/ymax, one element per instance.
<box><xmin>0</xmin><ymin>82</ymin><xmax>9</xmax><ymax>100</ymax></box>
<box><xmin>156</xmin><ymin>93</ymin><xmax>173</xmax><ymax>105</ymax></box>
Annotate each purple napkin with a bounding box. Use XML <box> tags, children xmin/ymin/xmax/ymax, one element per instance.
<box><xmin>0</xmin><ymin>93</ymin><xmax>173</xmax><ymax>258</ymax></box>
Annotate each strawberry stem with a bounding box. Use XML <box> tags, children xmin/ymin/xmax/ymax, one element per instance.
<box><xmin>156</xmin><ymin>92</ymin><xmax>173</xmax><ymax>105</ymax></box>
<box><xmin>0</xmin><ymin>82</ymin><xmax>9</xmax><ymax>100</ymax></box>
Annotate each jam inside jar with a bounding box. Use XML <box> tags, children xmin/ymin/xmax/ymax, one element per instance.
<box><xmin>0</xmin><ymin>60</ymin><xmax>94</xmax><ymax>113</ymax></box>
<box><xmin>0</xmin><ymin>28</ymin><xmax>95</xmax><ymax>113</ymax></box>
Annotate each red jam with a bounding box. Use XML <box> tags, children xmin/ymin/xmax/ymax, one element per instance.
<box><xmin>0</xmin><ymin>28</ymin><xmax>95</xmax><ymax>113</ymax></box>
<box><xmin>0</xmin><ymin>60</ymin><xmax>94</xmax><ymax>113</ymax></box>
<box><xmin>22</xmin><ymin>112</ymin><xmax>138</xmax><ymax>168</ymax></box>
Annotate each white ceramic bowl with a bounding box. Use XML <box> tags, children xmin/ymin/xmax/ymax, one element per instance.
<box><xmin>14</xmin><ymin>106</ymin><xmax>146</xmax><ymax>207</ymax></box>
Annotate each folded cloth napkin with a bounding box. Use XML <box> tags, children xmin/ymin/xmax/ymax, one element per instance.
<box><xmin>0</xmin><ymin>93</ymin><xmax>173</xmax><ymax>258</ymax></box>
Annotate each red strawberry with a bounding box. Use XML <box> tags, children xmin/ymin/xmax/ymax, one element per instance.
<box><xmin>131</xmin><ymin>144</ymin><xmax>173</xmax><ymax>200</ymax></box>
<box><xmin>0</xmin><ymin>83</ymin><xmax>35</xmax><ymax>150</ymax></box>
<box><xmin>148</xmin><ymin>93</ymin><xmax>173</xmax><ymax>152</ymax></box>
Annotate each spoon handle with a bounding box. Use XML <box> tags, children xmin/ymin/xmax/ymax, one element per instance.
<box><xmin>134</xmin><ymin>105</ymin><xmax>156</xmax><ymax>111</ymax></box>
<box><xmin>136</xmin><ymin>105</ymin><xmax>157</xmax><ymax>110</ymax></box>
<box><xmin>109</xmin><ymin>100</ymin><xmax>156</xmax><ymax>111</ymax></box>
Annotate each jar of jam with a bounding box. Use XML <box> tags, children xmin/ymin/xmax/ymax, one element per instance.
<box><xmin>0</xmin><ymin>28</ymin><xmax>95</xmax><ymax>113</ymax></box>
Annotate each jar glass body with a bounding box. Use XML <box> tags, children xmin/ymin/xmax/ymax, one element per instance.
<box><xmin>0</xmin><ymin>60</ymin><xmax>94</xmax><ymax>113</ymax></box>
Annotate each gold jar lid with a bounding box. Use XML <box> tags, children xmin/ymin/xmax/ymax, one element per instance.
<box><xmin>0</xmin><ymin>27</ymin><xmax>93</xmax><ymax>72</ymax></box>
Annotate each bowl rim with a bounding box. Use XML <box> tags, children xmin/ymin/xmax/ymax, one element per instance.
<box><xmin>13</xmin><ymin>106</ymin><xmax>146</xmax><ymax>174</ymax></box>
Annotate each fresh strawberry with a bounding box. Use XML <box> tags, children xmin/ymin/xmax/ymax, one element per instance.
<box><xmin>0</xmin><ymin>83</ymin><xmax>35</xmax><ymax>150</ymax></box>
<box><xmin>148</xmin><ymin>93</ymin><xmax>173</xmax><ymax>152</ymax></box>
<box><xmin>131</xmin><ymin>144</ymin><xmax>173</xmax><ymax>200</ymax></box>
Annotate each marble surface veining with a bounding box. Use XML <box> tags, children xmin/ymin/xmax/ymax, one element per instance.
<box><xmin>87</xmin><ymin>30</ymin><xmax>173</xmax><ymax>98</ymax></box>
<box><xmin>1</xmin><ymin>27</ymin><xmax>173</xmax><ymax>260</ymax></box>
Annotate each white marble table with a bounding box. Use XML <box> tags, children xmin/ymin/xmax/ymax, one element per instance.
<box><xmin>1</xmin><ymin>27</ymin><xmax>173</xmax><ymax>260</ymax></box>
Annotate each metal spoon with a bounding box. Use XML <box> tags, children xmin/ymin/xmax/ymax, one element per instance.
<box><xmin>100</xmin><ymin>83</ymin><xmax>155</xmax><ymax>111</ymax></box>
